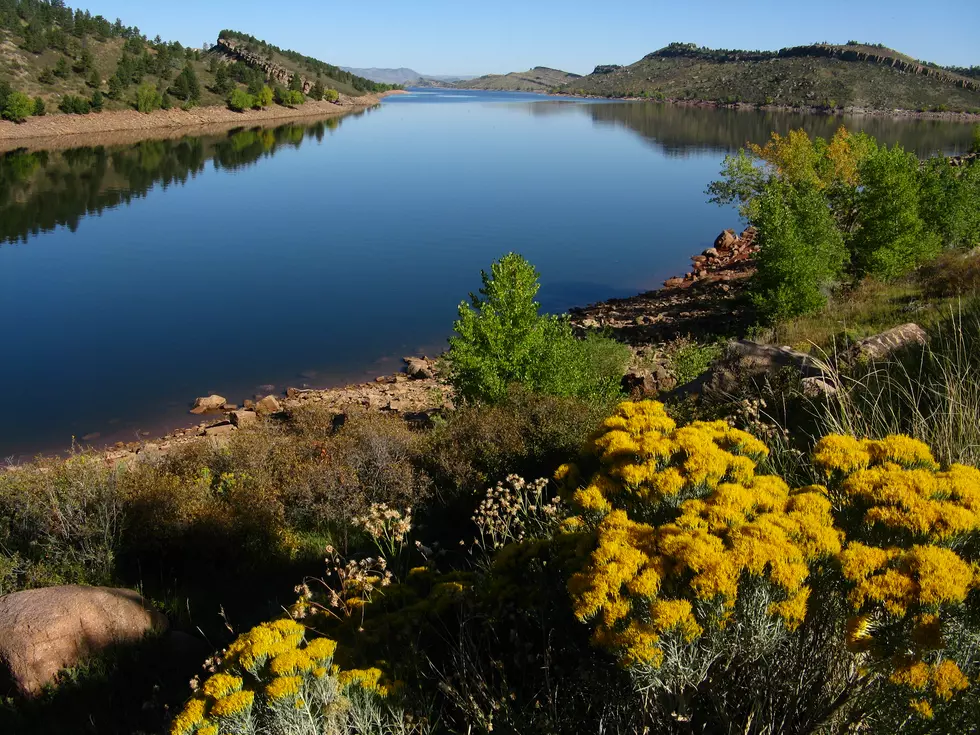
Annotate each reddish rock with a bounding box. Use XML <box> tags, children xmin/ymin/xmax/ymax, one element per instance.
<box><xmin>0</xmin><ymin>586</ymin><xmax>167</xmax><ymax>697</ymax></box>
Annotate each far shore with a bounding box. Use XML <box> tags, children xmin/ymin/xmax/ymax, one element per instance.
<box><xmin>0</xmin><ymin>93</ymin><xmax>396</xmax><ymax>153</ymax></box>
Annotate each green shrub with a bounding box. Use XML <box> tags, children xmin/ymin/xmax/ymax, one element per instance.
<box><xmin>852</xmin><ymin>144</ymin><xmax>940</xmax><ymax>278</ymax></box>
<box><xmin>58</xmin><ymin>94</ymin><xmax>91</xmax><ymax>115</ymax></box>
<box><xmin>135</xmin><ymin>83</ymin><xmax>162</xmax><ymax>113</ymax></box>
<box><xmin>664</xmin><ymin>336</ymin><xmax>724</xmax><ymax>384</ymax></box>
<box><xmin>255</xmin><ymin>84</ymin><xmax>274</xmax><ymax>107</ymax></box>
<box><xmin>751</xmin><ymin>180</ymin><xmax>848</xmax><ymax>321</ymax></box>
<box><xmin>227</xmin><ymin>88</ymin><xmax>254</xmax><ymax>111</ymax></box>
<box><xmin>32</xmin><ymin>96</ymin><xmax>45</xmax><ymax>116</ymax></box>
<box><xmin>918</xmin><ymin>157</ymin><xmax>980</xmax><ymax>249</ymax></box>
<box><xmin>324</xmin><ymin>88</ymin><xmax>340</xmax><ymax>103</ymax></box>
<box><xmin>276</xmin><ymin>88</ymin><xmax>305</xmax><ymax>106</ymax></box>
<box><xmin>447</xmin><ymin>253</ymin><xmax>629</xmax><ymax>403</ymax></box>
<box><xmin>2</xmin><ymin>91</ymin><xmax>34</xmax><ymax>122</ymax></box>
<box><xmin>90</xmin><ymin>90</ymin><xmax>104</xmax><ymax>113</ymax></box>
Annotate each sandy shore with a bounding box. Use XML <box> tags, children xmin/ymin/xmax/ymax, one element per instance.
<box><xmin>0</xmin><ymin>94</ymin><xmax>387</xmax><ymax>153</ymax></box>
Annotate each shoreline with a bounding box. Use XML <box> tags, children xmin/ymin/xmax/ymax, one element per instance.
<box><xmin>0</xmin><ymin>94</ymin><xmax>390</xmax><ymax>153</ymax></box>
<box><xmin>552</xmin><ymin>93</ymin><xmax>980</xmax><ymax>123</ymax></box>
<box><xmin>2</xmin><ymin>228</ymin><xmax>756</xmax><ymax>470</ymax></box>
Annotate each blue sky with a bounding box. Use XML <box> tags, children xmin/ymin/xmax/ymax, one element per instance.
<box><xmin>86</xmin><ymin>0</ymin><xmax>979</xmax><ymax>75</ymax></box>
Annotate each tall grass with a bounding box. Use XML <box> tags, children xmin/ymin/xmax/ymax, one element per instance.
<box><xmin>814</xmin><ymin>298</ymin><xmax>980</xmax><ymax>466</ymax></box>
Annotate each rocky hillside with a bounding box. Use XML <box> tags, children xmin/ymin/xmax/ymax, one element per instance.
<box><xmin>215</xmin><ymin>31</ymin><xmax>397</xmax><ymax>96</ymax></box>
<box><xmin>569</xmin><ymin>42</ymin><xmax>980</xmax><ymax>112</ymax></box>
<box><xmin>458</xmin><ymin>66</ymin><xmax>581</xmax><ymax>92</ymax></box>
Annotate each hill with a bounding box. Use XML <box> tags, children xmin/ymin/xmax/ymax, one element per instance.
<box><xmin>568</xmin><ymin>42</ymin><xmax>980</xmax><ymax>112</ymax></box>
<box><xmin>458</xmin><ymin>66</ymin><xmax>581</xmax><ymax>92</ymax></box>
<box><xmin>341</xmin><ymin>67</ymin><xmax>476</xmax><ymax>87</ymax></box>
<box><xmin>0</xmin><ymin>1</ymin><xmax>395</xmax><ymax>123</ymax></box>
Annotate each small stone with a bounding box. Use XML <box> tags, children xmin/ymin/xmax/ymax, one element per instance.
<box><xmin>255</xmin><ymin>395</ymin><xmax>282</xmax><ymax>416</ymax></box>
<box><xmin>243</xmin><ymin>399</ymin><xmax>256</xmax><ymax>410</ymax></box>
<box><xmin>190</xmin><ymin>395</ymin><xmax>227</xmax><ymax>415</ymax></box>
<box><xmin>205</xmin><ymin>422</ymin><xmax>236</xmax><ymax>438</ymax></box>
<box><xmin>229</xmin><ymin>410</ymin><xmax>258</xmax><ymax>428</ymax></box>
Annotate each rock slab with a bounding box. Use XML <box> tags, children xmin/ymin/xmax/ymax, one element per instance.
<box><xmin>0</xmin><ymin>585</ymin><xmax>168</xmax><ymax>697</ymax></box>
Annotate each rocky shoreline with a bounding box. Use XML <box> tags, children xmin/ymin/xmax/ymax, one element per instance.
<box><xmin>2</xmin><ymin>227</ymin><xmax>764</xmax><ymax>470</ymax></box>
<box><xmin>0</xmin><ymin>93</ymin><xmax>388</xmax><ymax>150</ymax></box>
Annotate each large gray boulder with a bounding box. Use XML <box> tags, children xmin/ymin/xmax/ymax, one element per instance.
<box><xmin>0</xmin><ymin>585</ymin><xmax>168</xmax><ymax>697</ymax></box>
<box><xmin>850</xmin><ymin>323</ymin><xmax>928</xmax><ymax>361</ymax></box>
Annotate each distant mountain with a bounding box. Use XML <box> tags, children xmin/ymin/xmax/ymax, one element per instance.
<box><xmin>567</xmin><ymin>42</ymin><xmax>980</xmax><ymax>112</ymax></box>
<box><xmin>458</xmin><ymin>67</ymin><xmax>581</xmax><ymax>93</ymax></box>
<box><xmin>341</xmin><ymin>67</ymin><xmax>476</xmax><ymax>86</ymax></box>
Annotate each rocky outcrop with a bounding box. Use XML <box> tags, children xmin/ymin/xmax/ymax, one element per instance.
<box><xmin>0</xmin><ymin>586</ymin><xmax>167</xmax><ymax>697</ymax></box>
<box><xmin>593</xmin><ymin>65</ymin><xmax>623</xmax><ymax>75</ymax></box>
<box><xmin>216</xmin><ymin>38</ymin><xmax>320</xmax><ymax>96</ymax></box>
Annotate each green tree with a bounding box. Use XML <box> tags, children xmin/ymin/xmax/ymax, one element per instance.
<box><xmin>32</xmin><ymin>96</ymin><xmax>46</xmax><ymax>116</ymax></box>
<box><xmin>255</xmin><ymin>85</ymin><xmax>274</xmax><ymax>107</ymax></box>
<box><xmin>172</xmin><ymin>62</ymin><xmax>200</xmax><ymax>102</ymax></box>
<box><xmin>309</xmin><ymin>80</ymin><xmax>324</xmax><ymax>101</ymax></box>
<box><xmin>750</xmin><ymin>180</ymin><xmax>848</xmax><ymax>321</ymax></box>
<box><xmin>54</xmin><ymin>56</ymin><xmax>70</xmax><ymax>79</ymax></box>
<box><xmin>213</xmin><ymin>64</ymin><xmax>233</xmax><ymax>95</ymax></box>
<box><xmin>135</xmin><ymin>82</ymin><xmax>162</xmax><ymax>113</ymax></box>
<box><xmin>448</xmin><ymin>254</ymin><xmax>629</xmax><ymax>403</ymax></box>
<box><xmin>75</xmin><ymin>47</ymin><xmax>94</xmax><ymax>74</ymax></box>
<box><xmin>852</xmin><ymin>145</ymin><xmax>941</xmax><ymax>279</ymax></box>
<box><xmin>90</xmin><ymin>90</ymin><xmax>104</xmax><ymax>112</ymax></box>
<box><xmin>0</xmin><ymin>81</ymin><xmax>10</xmax><ymax>111</ymax></box>
<box><xmin>227</xmin><ymin>88</ymin><xmax>254</xmax><ymax>112</ymax></box>
<box><xmin>288</xmin><ymin>72</ymin><xmax>304</xmax><ymax>93</ymax></box>
<box><xmin>324</xmin><ymin>88</ymin><xmax>339</xmax><ymax>103</ymax></box>
<box><xmin>161</xmin><ymin>93</ymin><xmax>172</xmax><ymax>110</ymax></box>
<box><xmin>107</xmin><ymin>74</ymin><xmax>124</xmax><ymax>99</ymax></box>
<box><xmin>88</xmin><ymin>68</ymin><xmax>101</xmax><ymax>89</ymax></box>
<box><xmin>2</xmin><ymin>91</ymin><xmax>35</xmax><ymax>123</ymax></box>
<box><xmin>38</xmin><ymin>67</ymin><xmax>55</xmax><ymax>85</ymax></box>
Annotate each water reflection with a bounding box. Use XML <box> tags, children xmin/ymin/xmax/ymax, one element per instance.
<box><xmin>581</xmin><ymin>102</ymin><xmax>977</xmax><ymax>157</ymax></box>
<box><xmin>0</xmin><ymin>116</ymin><xmax>353</xmax><ymax>245</ymax></box>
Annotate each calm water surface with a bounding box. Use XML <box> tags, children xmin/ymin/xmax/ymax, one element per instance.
<box><xmin>0</xmin><ymin>90</ymin><xmax>975</xmax><ymax>457</ymax></box>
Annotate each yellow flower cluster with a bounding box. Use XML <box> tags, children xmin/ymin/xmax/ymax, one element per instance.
<box><xmin>566</xmin><ymin>401</ymin><xmax>769</xmax><ymax>515</ymax></box>
<box><xmin>840</xmin><ymin>542</ymin><xmax>977</xmax><ymax>617</ymax></box>
<box><xmin>891</xmin><ymin>659</ymin><xmax>970</xmax><ymax>705</ymax></box>
<box><xmin>171</xmin><ymin>619</ymin><xmax>356</xmax><ymax>735</ymax></box>
<box><xmin>337</xmin><ymin>667</ymin><xmax>389</xmax><ymax>697</ymax></box>
<box><xmin>567</xmin><ymin>403</ymin><xmax>841</xmax><ymax>669</ymax></box>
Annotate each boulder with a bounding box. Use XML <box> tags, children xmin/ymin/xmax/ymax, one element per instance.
<box><xmin>675</xmin><ymin>340</ymin><xmax>825</xmax><ymax>397</ymax></box>
<box><xmin>802</xmin><ymin>377</ymin><xmax>838</xmax><ymax>398</ymax></box>
<box><xmin>621</xmin><ymin>364</ymin><xmax>676</xmax><ymax>398</ymax></box>
<box><xmin>255</xmin><ymin>395</ymin><xmax>282</xmax><ymax>416</ymax></box>
<box><xmin>403</xmin><ymin>357</ymin><xmax>434</xmax><ymax>380</ymax></box>
<box><xmin>702</xmin><ymin>247</ymin><xmax>720</xmax><ymax>258</ymax></box>
<box><xmin>190</xmin><ymin>395</ymin><xmax>227</xmax><ymax>415</ymax></box>
<box><xmin>204</xmin><ymin>422</ymin><xmax>236</xmax><ymax>437</ymax></box>
<box><xmin>0</xmin><ymin>586</ymin><xmax>167</xmax><ymax>698</ymax></box>
<box><xmin>714</xmin><ymin>229</ymin><xmax>738</xmax><ymax>251</ymax></box>
<box><xmin>851</xmin><ymin>323</ymin><xmax>928</xmax><ymax>361</ymax></box>
<box><xmin>229</xmin><ymin>410</ymin><xmax>258</xmax><ymax>428</ymax></box>
<box><xmin>243</xmin><ymin>399</ymin><xmax>256</xmax><ymax>410</ymax></box>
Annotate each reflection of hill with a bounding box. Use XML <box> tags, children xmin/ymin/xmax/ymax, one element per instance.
<box><xmin>0</xmin><ymin>118</ymin><xmax>346</xmax><ymax>245</ymax></box>
<box><xmin>583</xmin><ymin>103</ymin><xmax>977</xmax><ymax>157</ymax></box>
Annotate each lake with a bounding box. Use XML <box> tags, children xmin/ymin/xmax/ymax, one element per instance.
<box><xmin>0</xmin><ymin>90</ymin><xmax>975</xmax><ymax>458</ymax></box>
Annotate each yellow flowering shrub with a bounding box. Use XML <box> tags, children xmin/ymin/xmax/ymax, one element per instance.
<box><xmin>561</xmin><ymin>401</ymin><xmax>979</xmax><ymax>720</ymax></box>
<box><xmin>170</xmin><ymin>619</ymin><xmax>397</xmax><ymax>735</ymax></box>
<box><xmin>565</xmin><ymin>401</ymin><xmax>839</xmax><ymax>670</ymax></box>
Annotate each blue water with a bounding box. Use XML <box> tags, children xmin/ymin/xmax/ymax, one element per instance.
<box><xmin>0</xmin><ymin>90</ymin><xmax>973</xmax><ymax>457</ymax></box>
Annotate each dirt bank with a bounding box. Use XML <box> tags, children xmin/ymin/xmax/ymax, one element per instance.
<box><xmin>0</xmin><ymin>94</ymin><xmax>386</xmax><ymax>152</ymax></box>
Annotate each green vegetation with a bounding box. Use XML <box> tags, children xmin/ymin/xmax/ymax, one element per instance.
<box><xmin>567</xmin><ymin>42</ymin><xmax>980</xmax><ymax>111</ymax></box>
<box><xmin>447</xmin><ymin>253</ymin><xmax>630</xmax><ymax>403</ymax></box>
<box><xmin>0</xmin><ymin>1</ymin><xmax>389</xmax><ymax>121</ymax></box>
<box><xmin>2</xmin><ymin>89</ymin><xmax>32</xmax><ymax>121</ymax></box>
<box><xmin>710</xmin><ymin>128</ymin><xmax>980</xmax><ymax>321</ymax></box>
<box><xmin>217</xmin><ymin>29</ymin><xmax>401</xmax><ymax>96</ymax></box>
